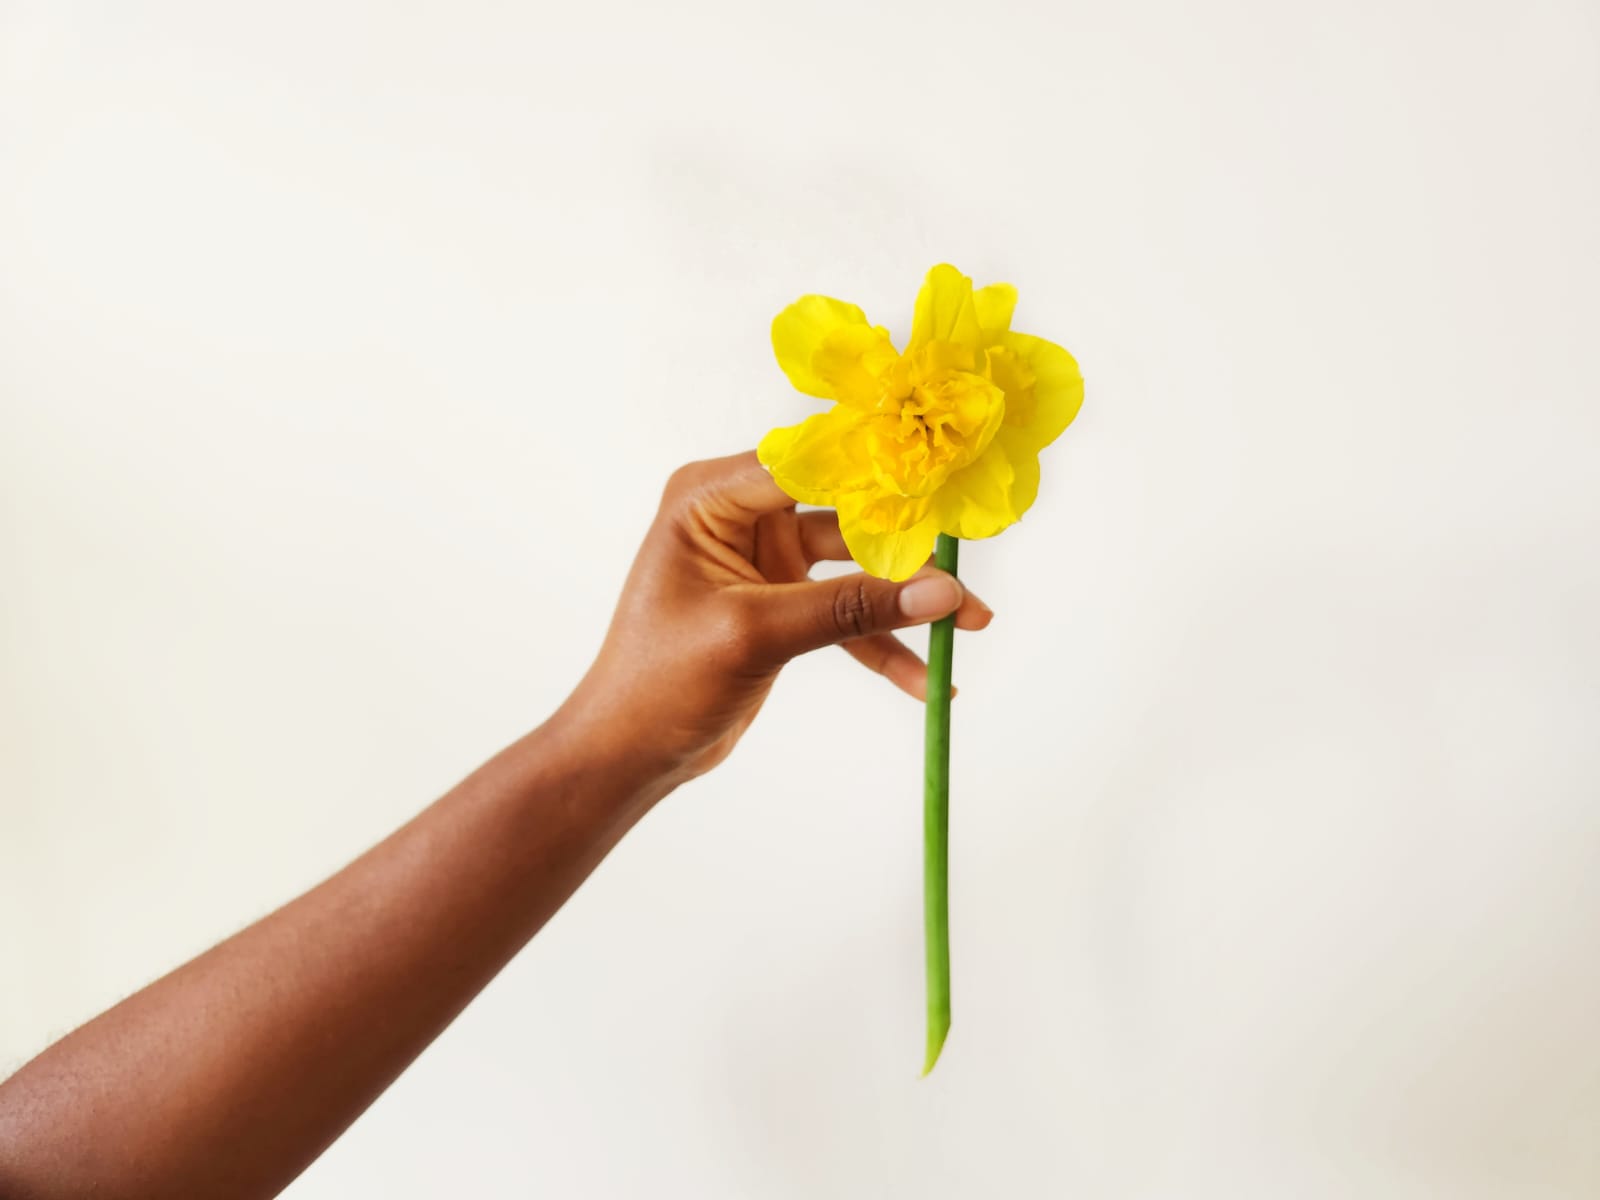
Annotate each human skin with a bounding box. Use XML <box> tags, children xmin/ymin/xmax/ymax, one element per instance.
<box><xmin>0</xmin><ymin>451</ymin><xmax>992</xmax><ymax>1199</ymax></box>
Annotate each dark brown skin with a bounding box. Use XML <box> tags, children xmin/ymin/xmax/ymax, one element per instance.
<box><xmin>0</xmin><ymin>451</ymin><xmax>992</xmax><ymax>1200</ymax></box>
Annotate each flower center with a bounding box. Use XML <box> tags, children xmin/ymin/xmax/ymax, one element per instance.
<box><xmin>867</xmin><ymin>343</ymin><xmax>1005</xmax><ymax>497</ymax></box>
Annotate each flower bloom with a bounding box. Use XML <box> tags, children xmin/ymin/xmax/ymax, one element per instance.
<box><xmin>758</xmin><ymin>264</ymin><xmax>1083</xmax><ymax>580</ymax></box>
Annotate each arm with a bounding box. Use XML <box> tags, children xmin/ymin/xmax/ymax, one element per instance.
<box><xmin>0</xmin><ymin>451</ymin><xmax>991</xmax><ymax>1200</ymax></box>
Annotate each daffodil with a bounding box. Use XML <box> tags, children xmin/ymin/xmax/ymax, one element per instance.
<box><xmin>759</xmin><ymin>263</ymin><xmax>1082</xmax><ymax>1076</ymax></box>
<box><xmin>759</xmin><ymin>263</ymin><xmax>1083</xmax><ymax>580</ymax></box>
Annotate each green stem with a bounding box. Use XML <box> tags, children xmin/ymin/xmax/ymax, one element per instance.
<box><xmin>922</xmin><ymin>533</ymin><xmax>958</xmax><ymax>1076</ymax></box>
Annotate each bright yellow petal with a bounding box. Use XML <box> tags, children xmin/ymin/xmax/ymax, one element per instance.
<box><xmin>992</xmin><ymin>331</ymin><xmax>1084</xmax><ymax>450</ymax></box>
<box><xmin>836</xmin><ymin>490</ymin><xmax>940</xmax><ymax>581</ymax></box>
<box><xmin>757</xmin><ymin>407</ymin><xmax>880</xmax><ymax>505</ymax></box>
<box><xmin>813</xmin><ymin>323</ymin><xmax>899</xmax><ymax>409</ymax></box>
<box><xmin>972</xmin><ymin>283</ymin><xmax>1017</xmax><ymax>344</ymax></box>
<box><xmin>909</xmin><ymin>264</ymin><xmax>982</xmax><ymax>354</ymax></box>
<box><xmin>772</xmin><ymin>294</ymin><xmax>870</xmax><ymax>399</ymax></box>
<box><xmin>931</xmin><ymin>426</ymin><xmax>1041</xmax><ymax>540</ymax></box>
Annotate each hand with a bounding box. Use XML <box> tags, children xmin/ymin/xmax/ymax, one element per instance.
<box><xmin>558</xmin><ymin>450</ymin><xmax>994</xmax><ymax>786</ymax></box>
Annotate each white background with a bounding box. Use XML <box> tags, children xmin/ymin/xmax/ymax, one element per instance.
<box><xmin>4</xmin><ymin>1</ymin><xmax>1598</xmax><ymax>1196</ymax></box>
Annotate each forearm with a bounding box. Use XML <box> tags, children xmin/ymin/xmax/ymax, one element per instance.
<box><xmin>0</xmin><ymin>704</ymin><xmax>668</xmax><ymax>1200</ymax></box>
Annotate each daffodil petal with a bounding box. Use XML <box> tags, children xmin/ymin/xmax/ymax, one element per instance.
<box><xmin>757</xmin><ymin>407</ymin><xmax>879</xmax><ymax>505</ymax></box>
<box><xmin>972</xmin><ymin>283</ymin><xmax>1017</xmax><ymax>343</ymax></box>
<box><xmin>910</xmin><ymin>264</ymin><xmax>982</xmax><ymax>354</ymax></box>
<box><xmin>772</xmin><ymin>294</ymin><xmax>870</xmax><ymax>399</ymax></box>
<box><xmin>814</xmin><ymin>323</ymin><xmax>899</xmax><ymax>409</ymax></box>
<box><xmin>836</xmin><ymin>490</ymin><xmax>940</xmax><ymax>581</ymax></box>
<box><xmin>932</xmin><ymin>426</ymin><xmax>1041</xmax><ymax>539</ymax></box>
<box><xmin>998</xmin><ymin>331</ymin><xmax>1084</xmax><ymax>450</ymax></box>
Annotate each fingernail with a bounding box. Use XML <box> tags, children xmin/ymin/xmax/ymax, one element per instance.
<box><xmin>899</xmin><ymin>575</ymin><xmax>962</xmax><ymax>620</ymax></box>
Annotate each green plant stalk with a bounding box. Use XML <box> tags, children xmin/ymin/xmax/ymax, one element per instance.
<box><xmin>922</xmin><ymin>533</ymin><xmax>959</xmax><ymax>1076</ymax></box>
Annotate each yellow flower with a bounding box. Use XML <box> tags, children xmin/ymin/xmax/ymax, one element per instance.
<box><xmin>759</xmin><ymin>264</ymin><xmax>1083</xmax><ymax>580</ymax></box>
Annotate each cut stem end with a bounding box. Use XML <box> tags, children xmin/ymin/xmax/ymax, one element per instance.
<box><xmin>922</xmin><ymin>1015</ymin><xmax>951</xmax><ymax>1077</ymax></box>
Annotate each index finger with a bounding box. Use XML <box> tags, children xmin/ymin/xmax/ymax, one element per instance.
<box><xmin>666</xmin><ymin>450</ymin><xmax>795</xmax><ymax>518</ymax></box>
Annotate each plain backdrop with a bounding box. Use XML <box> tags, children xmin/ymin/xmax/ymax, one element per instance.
<box><xmin>3</xmin><ymin>1</ymin><xmax>1598</xmax><ymax>1196</ymax></box>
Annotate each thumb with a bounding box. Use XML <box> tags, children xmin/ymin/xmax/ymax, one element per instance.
<box><xmin>750</xmin><ymin>569</ymin><xmax>965</xmax><ymax>662</ymax></box>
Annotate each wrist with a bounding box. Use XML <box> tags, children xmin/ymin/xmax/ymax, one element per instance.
<box><xmin>533</xmin><ymin>683</ymin><xmax>688</xmax><ymax>819</ymax></box>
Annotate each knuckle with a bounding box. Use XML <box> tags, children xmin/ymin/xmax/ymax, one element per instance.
<box><xmin>661</xmin><ymin>460</ymin><xmax>712</xmax><ymax>509</ymax></box>
<box><xmin>830</xmin><ymin>580</ymin><xmax>875</xmax><ymax>640</ymax></box>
